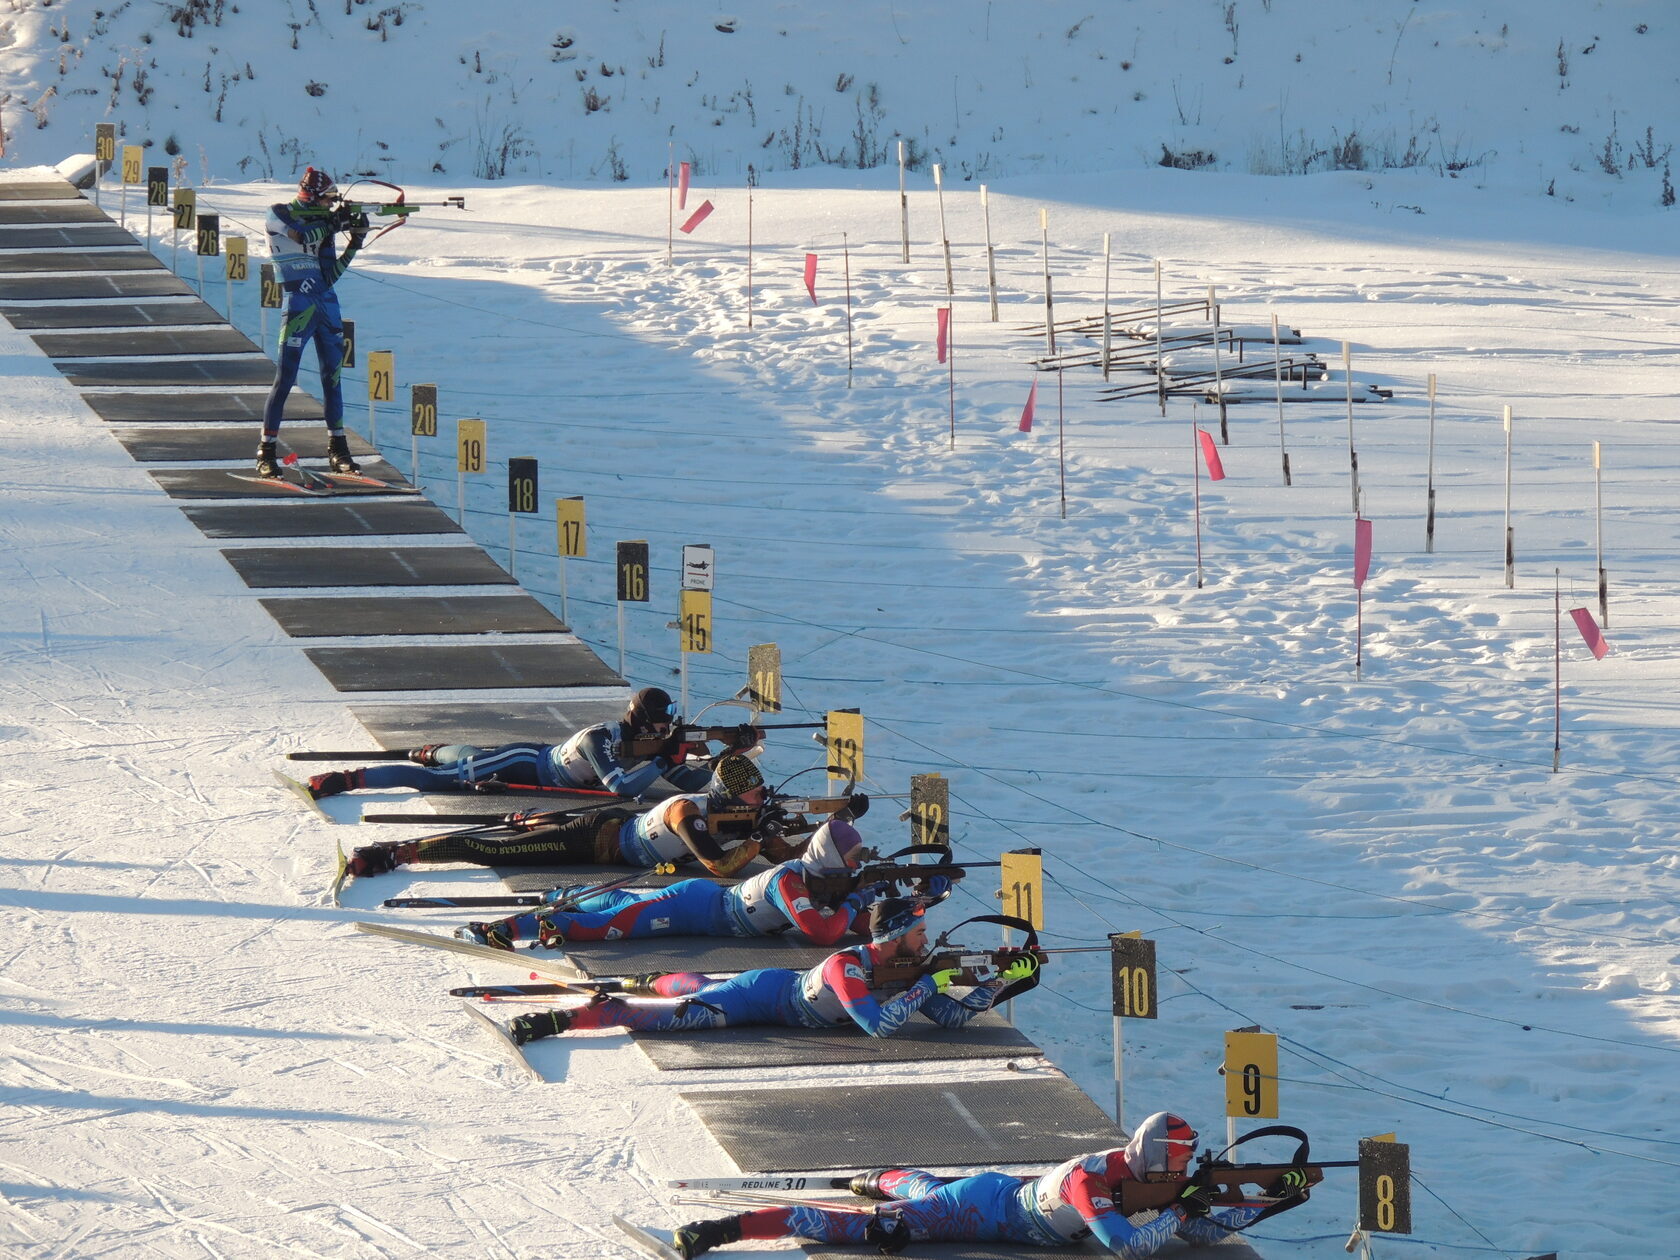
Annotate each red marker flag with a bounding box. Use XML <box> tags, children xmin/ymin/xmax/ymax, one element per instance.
<box><xmin>678</xmin><ymin>161</ymin><xmax>691</xmax><ymax>209</ymax></box>
<box><xmin>1196</xmin><ymin>429</ymin><xmax>1226</xmax><ymax>481</ymax></box>
<box><xmin>1018</xmin><ymin>379</ymin><xmax>1039</xmax><ymax>433</ymax></box>
<box><xmin>678</xmin><ymin>200</ymin><xmax>714</xmax><ymax>234</ymax></box>
<box><xmin>1569</xmin><ymin>607</ymin><xmax>1610</xmax><ymax>660</ymax></box>
<box><xmin>804</xmin><ymin>253</ymin><xmax>818</xmax><ymax>304</ymax></box>
<box><xmin>1353</xmin><ymin>517</ymin><xmax>1373</xmax><ymax>589</ymax></box>
<box><xmin>936</xmin><ymin>307</ymin><xmax>950</xmax><ymax>363</ymax></box>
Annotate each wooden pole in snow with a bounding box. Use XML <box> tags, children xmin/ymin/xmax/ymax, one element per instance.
<box><xmin>1594</xmin><ymin>441</ymin><xmax>1608</xmax><ymax>627</ymax></box>
<box><xmin>1040</xmin><ymin>209</ymin><xmax>1054</xmax><ymax>355</ymax></box>
<box><xmin>1426</xmin><ymin>373</ymin><xmax>1438</xmax><ymax>552</ymax></box>
<box><xmin>1504</xmin><ymin>405</ymin><xmax>1515</xmax><ymax>589</ymax></box>
<box><xmin>1273</xmin><ymin>312</ymin><xmax>1291</xmax><ymax>486</ymax></box>
<box><xmin>934</xmin><ymin>164</ymin><xmax>953</xmax><ymax>297</ymax></box>
<box><xmin>1343</xmin><ymin>341</ymin><xmax>1360</xmax><ymax>514</ymax></box>
<box><xmin>897</xmin><ymin>140</ymin><xmax>910</xmax><ymax>265</ymax></box>
<box><xmin>982</xmin><ymin>185</ymin><xmax>999</xmax><ymax>322</ymax></box>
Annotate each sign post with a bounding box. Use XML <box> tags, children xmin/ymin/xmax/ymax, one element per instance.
<box><xmin>409</xmin><ymin>383</ymin><xmax>437</xmax><ymax>487</ymax></box>
<box><xmin>615</xmin><ymin>541</ymin><xmax>650</xmax><ymax>680</ymax></box>
<box><xmin>193</xmin><ymin>211</ymin><xmax>219</xmax><ymax>296</ymax></box>
<box><xmin>1109</xmin><ymin>934</ymin><xmax>1157</xmax><ymax>1127</ymax></box>
<box><xmin>908</xmin><ymin>772</ymin><xmax>948</xmax><ymax>849</ymax></box>
<box><xmin>824</xmin><ymin>709</ymin><xmax>863</xmax><ymax>791</ymax></box>
<box><xmin>999</xmin><ymin>848</ymin><xmax>1043</xmax><ymax>1025</ymax></box>
<box><xmin>555</xmin><ymin>497</ymin><xmax>586</xmax><ymax>625</ymax></box>
<box><xmin>145</xmin><ymin>165</ymin><xmax>168</xmax><ymax>249</ymax></box>
<box><xmin>170</xmin><ymin>188</ymin><xmax>195</xmax><ymax>276</ymax></box>
<box><xmin>93</xmin><ymin>124</ymin><xmax>115</xmax><ymax>208</ymax></box>
<box><xmin>678</xmin><ymin>545</ymin><xmax>715</xmax><ymax>717</ymax></box>
<box><xmin>259</xmin><ymin>262</ymin><xmax>282</xmax><ymax>350</ymax></box>
<box><xmin>119</xmin><ymin>144</ymin><xmax>142</xmax><ymax>229</ymax></box>
<box><xmin>455</xmin><ymin>418</ymin><xmax>485</xmax><ymax>526</ymax></box>
<box><xmin>746</xmin><ymin>643</ymin><xmax>781</xmax><ymax>714</ymax></box>
<box><xmin>506</xmin><ymin>457</ymin><xmax>538</xmax><ymax>580</ymax></box>
<box><xmin>366</xmin><ymin>350</ymin><xmax>394</xmax><ymax>447</ymax></box>
<box><xmin>1223</xmin><ymin>1028</ymin><xmax>1280</xmax><ymax>1152</ymax></box>
<box><xmin>223</xmin><ymin>235</ymin><xmax>247</xmax><ymax>321</ymax></box>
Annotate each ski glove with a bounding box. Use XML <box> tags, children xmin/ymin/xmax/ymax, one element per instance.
<box><xmin>931</xmin><ymin>967</ymin><xmax>963</xmax><ymax>993</ymax></box>
<box><xmin>1175</xmin><ymin>1181</ymin><xmax>1218</xmax><ymax>1220</ymax></box>
<box><xmin>999</xmin><ymin>953</ymin><xmax>1039</xmax><ymax>984</ymax></box>
<box><xmin>845</xmin><ymin>792</ymin><xmax>870</xmax><ymax>819</ymax></box>
<box><xmin>1277</xmin><ymin>1167</ymin><xmax>1311</xmax><ymax>1192</ymax></box>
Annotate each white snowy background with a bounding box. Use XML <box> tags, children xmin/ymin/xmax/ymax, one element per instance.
<box><xmin>2</xmin><ymin>3</ymin><xmax>1678</xmax><ymax>1258</ymax></box>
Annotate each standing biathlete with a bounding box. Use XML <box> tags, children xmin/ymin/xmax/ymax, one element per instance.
<box><xmin>455</xmin><ymin>816</ymin><xmax>892</xmax><ymax>949</ymax></box>
<box><xmin>257</xmin><ymin>167</ymin><xmax>368</xmax><ymax>478</ymax></box>
<box><xmin>308</xmin><ymin>687</ymin><xmax>721</xmax><ymax>801</ymax></box>
<box><xmin>503</xmin><ymin>896</ymin><xmax>1036</xmax><ymax>1045</ymax></box>
<box><xmin>663</xmin><ymin>1112</ymin><xmax>1292</xmax><ymax>1259</ymax></box>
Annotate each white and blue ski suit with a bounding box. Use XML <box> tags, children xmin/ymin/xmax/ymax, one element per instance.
<box><xmin>261</xmin><ymin>198</ymin><xmax>360</xmax><ymax>439</ymax></box>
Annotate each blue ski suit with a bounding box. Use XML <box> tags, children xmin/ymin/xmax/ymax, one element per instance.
<box><xmin>261</xmin><ymin>199</ymin><xmax>361</xmax><ymax>438</ymax></box>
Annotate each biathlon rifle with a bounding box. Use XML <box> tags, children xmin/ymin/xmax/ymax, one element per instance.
<box><xmin>1117</xmin><ymin>1126</ymin><xmax>1356</xmax><ymax>1223</ymax></box>
<box><xmin>619</xmin><ymin>721</ymin><xmax>824</xmax><ymax>760</ymax></box>
<box><xmin>328</xmin><ymin>179</ymin><xmax>467</xmax><ymax>242</ymax></box>
<box><xmin>870</xmin><ymin>913</ymin><xmax>1048</xmax><ymax>998</ymax></box>
<box><xmin>803</xmin><ymin>844</ymin><xmax>999</xmax><ymax>905</ymax></box>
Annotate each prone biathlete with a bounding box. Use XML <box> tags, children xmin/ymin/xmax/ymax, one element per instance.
<box><xmin>345</xmin><ymin>753</ymin><xmax>793</xmax><ymax>881</ymax></box>
<box><xmin>501</xmin><ymin>896</ymin><xmax>1036</xmax><ymax>1046</ymax></box>
<box><xmin>307</xmin><ymin>687</ymin><xmax>724</xmax><ymax>801</ymax></box>
<box><xmin>455</xmin><ymin>815</ymin><xmax>893</xmax><ymax>949</ymax></box>
<box><xmin>257</xmin><ymin>167</ymin><xmax>367</xmax><ymax>478</ymax></box>
<box><xmin>662</xmin><ymin>1113</ymin><xmax>1285</xmax><ymax>1259</ymax></box>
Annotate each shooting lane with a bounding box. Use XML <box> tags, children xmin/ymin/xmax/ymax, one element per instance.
<box><xmin>0</xmin><ymin>173</ymin><xmax>1266</xmax><ymax>1260</ymax></box>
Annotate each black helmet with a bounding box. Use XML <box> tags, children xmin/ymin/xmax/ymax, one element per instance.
<box><xmin>624</xmin><ymin>686</ymin><xmax>677</xmax><ymax>736</ymax></box>
<box><xmin>867</xmin><ymin>897</ymin><xmax>925</xmax><ymax>944</ymax></box>
<box><xmin>709</xmin><ymin>753</ymin><xmax>764</xmax><ymax>798</ymax></box>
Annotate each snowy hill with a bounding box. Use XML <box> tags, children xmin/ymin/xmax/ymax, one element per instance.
<box><xmin>0</xmin><ymin>1</ymin><xmax>1675</xmax><ymax>207</ymax></box>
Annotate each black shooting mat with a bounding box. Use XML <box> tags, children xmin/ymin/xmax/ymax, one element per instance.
<box><xmin>303</xmin><ymin>642</ymin><xmax>620</xmax><ymax>692</ymax></box>
<box><xmin>0</xmin><ymin>224</ymin><xmax>137</xmax><ymax>248</ymax></box>
<box><xmin>0</xmin><ymin>201</ymin><xmax>107</xmax><ymax>223</ymax></box>
<box><xmin>34</xmin><ymin>326</ymin><xmax>261</xmax><ymax>357</ymax></box>
<box><xmin>58</xmin><ymin>357</ymin><xmax>275</xmax><ymax>387</ymax></box>
<box><xmin>0</xmin><ymin>271</ymin><xmax>194</xmax><ymax>301</ymax></box>
<box><xmin>148</xmin><ymin>458</ymin><xmax>410</xmax><ymax>499</ymax></box>
<box><xmin>82</xmin><ymin>391</ymin><xmax>320</xmax><ymax>423</ymax></box>
<box><xmin>0</xmin><ymin>299</ymin><xmax>225</xmax><ymax>329</ymax></box>
<box><xmin>180</xmin><ymin>500</ymin><xmax>464</xmax><ymax>540</ymax></box>
<box><xmin>0</xmin><ymin>181</ymin><xmax>82</xmax><ymax>200</ymax></box>
<box><xmin>114</xmin><ymin>425</ymin><xmax>375</xmax><ymax>462</ymax></box>
<box><xmin>260</xmin><ymin>593</ymin><xmax>566</xmax><ymax>638</ymax></box>
<box><xmin>679</xmin><ymin>1077</ymin><xmax>1122</xmax><ymax>1172</ymax></box>
<box><xmin>634</xmin><ymin>1011</ymin><xmax>1036</xmax><ymax>1072</ymax></box>
<box><xmin>350</xmin><ymin>699</ymin><xmax>622</xmax><ymax>749</ymax></box>
<box><xmin>219</xmin><ymin>545</ymin><xmax>514</xmax><ymax>589</ymax></box>
<box><xmin>0</xmin><ymin>249</ymin><xmax>164</xmax><ymax>272</ymax></box>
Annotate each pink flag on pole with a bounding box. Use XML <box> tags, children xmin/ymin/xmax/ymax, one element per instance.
<box><xmin>804</xmin><ymin>253</ymin><xmax>819</xmax><ymax>304</ymax></box>
<box><xmin>677</xmin><ymin>161</ymin><xmax>691</xmax><ymax>209</ymax></box>
<box><xmin>678</xmin><ymin>200</ymin><xmax>715</xmax><ymax>234</ymax></box>
<box><xmin>1018</xmin><ymin>379</ymin><xmax>1039</xmax><ymax>432</ymax></box>
<box><xmin>1353</xmin><ymin>517</ymin><xmax>1373</xmax><ymax>589</ymax></box>
<box><xmin>936</xmin><ymin>307</ymin><xmax>950</xmax><ymax>363</ymax></box>
<box><xmin>1196</xmin><ymin>429</ymin><xmax>1226</xmax><ymax>481</ymax></box>
<box><xmin>1569</xmin><ymin>607</ymin><xmax>1610</xmax><ymax>660</ymax></box>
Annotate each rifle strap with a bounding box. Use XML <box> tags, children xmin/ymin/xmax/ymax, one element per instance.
<box><xmin>936</xmin><ymin>913</ymin><xmax>1043</xmax><ymax>1003</ymax></box>
<box><xmin>1197</xmin><ymin>1125</ymin><xmax>1314</xmax><ymax>1231</ymax></box>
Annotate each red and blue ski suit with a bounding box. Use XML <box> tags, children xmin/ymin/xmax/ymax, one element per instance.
<box><xmin>565</xmin><ymin>940</ymin><xmax>1004</xmax><ymax>1037</ymax></box>
<box><xmin>725</xmin><ymin>1150</ymin><xmax>1264</xmax><ymax>1257</ymax></box>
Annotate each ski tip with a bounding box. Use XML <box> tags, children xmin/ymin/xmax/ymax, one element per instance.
<box><xmin>612</xmin><ymin>1216</ymin><xmax>682</xmax><ymax>1260</ymax></box>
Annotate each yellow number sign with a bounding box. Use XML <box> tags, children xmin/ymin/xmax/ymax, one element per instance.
<box><xmin>457</xmin><ymin>418</ymin><xmax>486</xmax><ymax>474</ymax></box>
<box><xmin>680</xmin><ymin>589</ymin><xmax>713</xmax><ymax>654</ymax></box>
<box><xmin>224</xmin><ymin>236</ymin><xmax>248</xmax><ymax>281</ymax></box>
<box><xmin>121</xmin><ymin>145</ymin><xmax>142</xmax><ymax>185</ymax></box>
<box><xmin>1000</xmin><ymin>849</ymin><xmax>1044</xmax><ymax>929</ymax></box>
<box><xmin>1224</xmin><ymin>1030</ymin><xmax>1280</xmax><ymax>1119</ymax></box>
<box><xmin>555</xmin><ymin>497</ymin><xmax>586</xmax><ymax>557</ymax></box>
<box><xmin>747</xmin><ymin>643</ymin><xmax>781</xmax><ymax>713</ymax></box>
<box><xmin>171</xmin><ymin>187</ymin><xmax>196</xmax><ymax>230</ymax></box>
<box><xmin>825</xmin><ymin>710</ymin><xmax>863</xmax><ymax>785</ymax></box>
<box><xmin>367</xmin><ymin>350</ymin><xmax>394</xmax><ymax>402</ymax></box>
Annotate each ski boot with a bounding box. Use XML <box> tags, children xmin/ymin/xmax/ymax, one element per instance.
<box><xmin>671</xmin><ymin>1216</ymin><xmax>743</xmax><ymax>1259</ymax></box>
<box><xmin>255</xmin><ymin>439</ymin><xmax>280</xmax><ymax>478</ymax></box>
<box><xmin>619</xmin><ymin>972</ymin><xmax>666</xmax><ymax>997</ymax></box>
<box><xmin>864</xmin><ymin>1213</ymin><xmax>911</xmax><ymax>1255</ymax></box>
<box><xmin>306</xmin><ymin>769</ymin><xmax>364</xmax><ymax>799</ymax></box>
<box><xmin>326</xmin><ymin>431</ymin><xmax>361</xmax><ymax>474</ymax></box>
<box><xmin>346</xmin><ymin>841</ymin><xmax>416</xmax><ymax>879</ymax></box>
<box><xmin>455</xmin><ymin>921</ymin><xmax>514</xmax><ymax>951</ymax></box>
<box><xmin>507</xmin><ymin>1008</ymin><xmax>573</xmax><ymax>1046</ymax></box>
<box><xmin>848</xmin><ymin>1170</ymin><xmax>895</xmax><ymax>1200</ymax></box>
<box><xmin>407</xmin><ymin>744</ymin><xmax>444</xmax><ymax>766</ymax></box>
